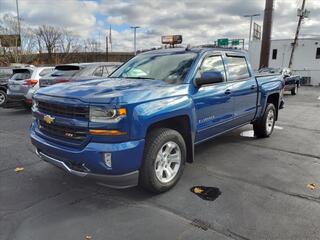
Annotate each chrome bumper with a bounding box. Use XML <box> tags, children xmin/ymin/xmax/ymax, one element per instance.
<box><xmin>36</xmin><ymin>149</ymin><xmax>139</xmax><ymax>189</ymax></box>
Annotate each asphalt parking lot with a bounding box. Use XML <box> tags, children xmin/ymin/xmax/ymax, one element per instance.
<box><xmin>1</xmin><ymin>87</ymin><xmax>320</xmax><ymax>240</ymax></box>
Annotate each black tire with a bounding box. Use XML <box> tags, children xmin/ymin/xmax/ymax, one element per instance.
<box><xmin>253</xmin><ymin>103</ymin><xmax>276</xmax><ymax>138</ymax></box>
<box><xmin>0</xmin><ymin>90</ymin><xmax>7</xmax><ymax>107</ymax></box>
<box><xmin>139</xmin><ymin>128</ymin><xmax>186</xmax><ymax>193</ymax></box>
<box><xmin>291</xmin><ymin>84</ymin><xmax>297</xmax><ymax>95</ymax></box>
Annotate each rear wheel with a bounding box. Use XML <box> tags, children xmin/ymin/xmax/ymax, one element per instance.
<box><xmin>253</xmin><ymin>103</ymin><xmax>276</xmax><ymax>138</ymax></box>
<box><xmin>0</xmin><ymin>90</ymin><xmax>7</xmax><ymax>107</ymax></box>
<box><xmin>139</xmin><ymin>128</ymin><xmax>186</xmax><ymax>193</ymax></box>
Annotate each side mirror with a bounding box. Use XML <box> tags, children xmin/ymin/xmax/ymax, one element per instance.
<box><xmin>195</xmin><ymin>71</ymin><xmax>224</xmax><ymax>87</ymax></box>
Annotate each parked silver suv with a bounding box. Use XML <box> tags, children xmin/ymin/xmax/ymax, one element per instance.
<box><xmin>7</xmin><ymin>67</ymin><xmax>54</xmax><ymax>107</ymax></box>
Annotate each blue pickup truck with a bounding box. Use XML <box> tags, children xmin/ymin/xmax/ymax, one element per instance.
<box><xmin>30</xmin><ymin>47</ymin><xmax>283</xmax><ymax>193</ymax></box>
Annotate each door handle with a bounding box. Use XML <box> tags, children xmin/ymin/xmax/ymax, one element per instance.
<box><xmin>225</xmin><ymin>89</ymin><xmax>231</xmax><ymax>95</ymax></box>
<box><xmin>250</xmin><ymin>85</ymin><xmax>256</xmax><ymax>89</ymax></box>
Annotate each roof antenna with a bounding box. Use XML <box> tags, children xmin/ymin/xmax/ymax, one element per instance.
<box><xmin>186</xmin><ymin>44</ymin><xmax>192</xmax><ymax>51</ymax></box>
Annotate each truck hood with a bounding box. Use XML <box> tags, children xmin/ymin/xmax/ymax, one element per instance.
<box><xmin>35</xmin><ymin>78</ymin><xmax>189</xmax><ymax>104</ymax></box>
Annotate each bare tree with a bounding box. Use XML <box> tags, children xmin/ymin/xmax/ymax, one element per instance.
<box><xmin>84</xmin><ymin>38</ymin><xmax>99</xmax><ymax>52</ymax></box>
<box><xmin>35</xmin><ymin>25</ymin><xmax>62</xmax><ymax>62</ymax></box>
<box><xmin>58</xmin><ymin>30</ymin><xmax>81</xmax><ymax>62</ymax></box>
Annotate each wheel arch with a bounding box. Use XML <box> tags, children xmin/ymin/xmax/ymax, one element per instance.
<box><xmin>266</xmin><ymin>93</ymin><xmax>280</xmax><ymax>121</ymax></box>
<box><xmin>145</xmin><ymin>115</ymin><xmax>194</xmax><ymax>163</ymax></box>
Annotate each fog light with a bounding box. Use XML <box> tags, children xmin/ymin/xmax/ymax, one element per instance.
<box><xmin>103</xmin><ymin>153</ymin><xmax>112</xmax><ymax>168</ymax></box>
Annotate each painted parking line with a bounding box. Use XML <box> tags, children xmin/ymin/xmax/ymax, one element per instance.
<box><xmin>274</xmin><ymin>126</ymin><xmax>284</xmax><ymax>130</ymax></box>
<box><xmin>317</xmin><ymin>96</ymin><xmax>320</xmax><ymax>100</ymax></box>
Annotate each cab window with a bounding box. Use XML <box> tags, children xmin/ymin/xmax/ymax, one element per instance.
<box><xmin>226</xmin><ymin>56</ymin><xmax>250</xmax><ymax>81</ymax></box>
<box><xmin>197</xmin><ymin>55</ymin><xmax>226</xmax><ymax>81</ymax></box>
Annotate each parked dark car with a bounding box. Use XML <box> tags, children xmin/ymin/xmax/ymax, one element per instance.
<box><xmin>39</xmin><ymin>62</ymin><xmax>121</xmax><ymax>88</ymax></box>
<box><xmin>281</xmin><ymin>68</ymin><xmax>301</xmax><ymax>95</ymax></box>
<box><xmin>0</xmin><ymin>67</ymin><xmax>13</xmax><ymax>106</ymax></box>
<box><xmin>257</xmin><ymin>67</ymin><xmax>300</xmax><ymax>95</ymax></box>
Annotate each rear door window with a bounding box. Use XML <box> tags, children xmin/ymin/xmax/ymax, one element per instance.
<box><xmin>39</xmin><ymin>68</ymin><xmax>53</xmax><ymax>77</ymax></box>
<box><xmin>226</xmin><ymin>56</ymin><xmax>250</xmax><ymax>81</ymax></box>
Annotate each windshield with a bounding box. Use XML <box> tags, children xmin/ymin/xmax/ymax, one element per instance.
<box><xmin>111</xmin><ymin>51</ymin><xmax>197</xmax><ymax>84</ymax></box>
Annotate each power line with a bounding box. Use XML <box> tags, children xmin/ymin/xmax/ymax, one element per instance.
<box><xmin>288</xmin><ymin>0</ymin><xmax>308</xmax><ymax>68</ymax></box>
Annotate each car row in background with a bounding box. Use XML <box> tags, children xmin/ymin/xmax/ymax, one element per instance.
<box><xmin>39</xmin><ymin>62</ymin><xmax>119</xmax><ymax>87</ymax></box>
<box><xmin>257</xmin><ymin>67</ymin><xmax>301</xmax><ymax>95</ymax></box>
<box><xmin>0</xmin><ymin>67</ymin><xmax>13</xmax><ymax>106</ymax></box>
<box><xmin>0</xmin><ymin>62</ymin><xmax>121</xmax><ymax>108</ymax></box>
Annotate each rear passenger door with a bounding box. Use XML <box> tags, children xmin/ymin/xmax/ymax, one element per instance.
<box><xmin>225</xmin><ymin>55</ymin><xmax>258</xmax><ymax>125</ymax></box>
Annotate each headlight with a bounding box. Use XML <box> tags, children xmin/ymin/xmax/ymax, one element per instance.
<box><xmin>89</xmin><ymin>106</ymin><xmax>127</xmax><ymax>123</ymax></box>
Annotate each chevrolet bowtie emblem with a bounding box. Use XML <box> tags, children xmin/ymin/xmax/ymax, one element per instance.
<box><xmin>43</xmin><ymin>115</ymin><xmax>55</xmax><ymax>124</ymax></box>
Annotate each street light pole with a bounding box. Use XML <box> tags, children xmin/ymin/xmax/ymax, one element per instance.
<box><xmin>243</xmin><ymin>14</ymin><xmax>260</xmax><ymax>50</ymax></box>
<box><xmin>130</xmin><ymin>26</ymin><xmax>140</xmax><ymax>55</ymax></box>
<box><xmin>15</xmin><ymin>0</ymin><xmax>22</xmax><ymax>62</ymax></box>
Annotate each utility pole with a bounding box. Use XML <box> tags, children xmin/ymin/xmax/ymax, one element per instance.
<box><xmin>130</xmin><ymin>26</ymin><xmax>140</xmax><ymax>55</ymax></box>
<box><xmin>288</xmin><ymin>0</ymin><xmax>308</xmax><ymax>68</ymax></box>
<box><xmin>259</xmin><ymin>0</ymin><xmax>274</xmax><ymax>69</ymax></box>
<box><xmin>243</xmin><ymin>13</ymin><xmax>260</xmax><ymax>50</ymax></box>
<box><xmin>15</xmin><ymin>0</ymin><xmax>22</xmax><ymax>63</ymax></box>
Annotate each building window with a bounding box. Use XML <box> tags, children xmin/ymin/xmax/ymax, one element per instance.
<box><xmin>272</xmin><ymin>49</ymin><xmax>277</xmax><ymax>60</ymax></box>
<box><xmin>316</xmin><ymin>48</ymin><xmax>320</xmax><ymax>59</ymax></box>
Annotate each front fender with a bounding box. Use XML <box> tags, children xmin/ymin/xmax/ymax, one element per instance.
<box><xmin>131</xmin><ymin>96</ymin><xmax>195</xmax><ymax>140</ymax></box>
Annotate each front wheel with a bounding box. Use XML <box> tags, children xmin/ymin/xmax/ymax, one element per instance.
<box><xmin>253</xmin><ymin>103</ymin><xmax>276</xmax><ymax>138</ymax></box>
<box><xmin>139</xmin><ymin>128</ymin><xmax>186</xmax><ymax>193</ymax></box>
<box><xmin>0</xmin><ymin>90</ymin><xmax>7</xmax><ymax>107</ymax></box>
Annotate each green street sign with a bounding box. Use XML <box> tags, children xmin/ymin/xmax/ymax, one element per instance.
<box><xmin>217</xmin><ymin>38</ymin><xmax>229</xmax><ymax>46</ymax></box>
<box><xmin>232</xmin><ymin>39</ymin><xmax>240</xmax><ymax>46</ymax></box>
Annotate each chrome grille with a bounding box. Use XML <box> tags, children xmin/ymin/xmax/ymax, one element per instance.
<box><xmin>38</xmin><ymin>101</ymin><xmax>89</xmax><ymax>119</ymax></box>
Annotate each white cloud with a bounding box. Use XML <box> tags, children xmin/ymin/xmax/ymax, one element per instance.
<box><xmin>0</xmin><ymin>0</ymin><xmax>99</xmax><ymax>37</ymax></box>
<box><xmin>107</xmin><ymin>16</ymin><xmax>125</xmax><ymax>25</ymax></box>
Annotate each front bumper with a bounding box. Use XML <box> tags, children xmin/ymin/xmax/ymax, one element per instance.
<box><xmin>30</xmin><ymin>122</ymin><xmax>145</xmax><ymax>188</ymax></box>
<box><xmin>36</xmin><ymin>149</ymin><xmax>139</xmax><ymax>188</ymax></box>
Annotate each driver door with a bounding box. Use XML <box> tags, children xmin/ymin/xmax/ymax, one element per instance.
<box><xmin>192</xmin><ymin>55</ymin><xmax>234</xmax><ymax>143</ymax></box>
